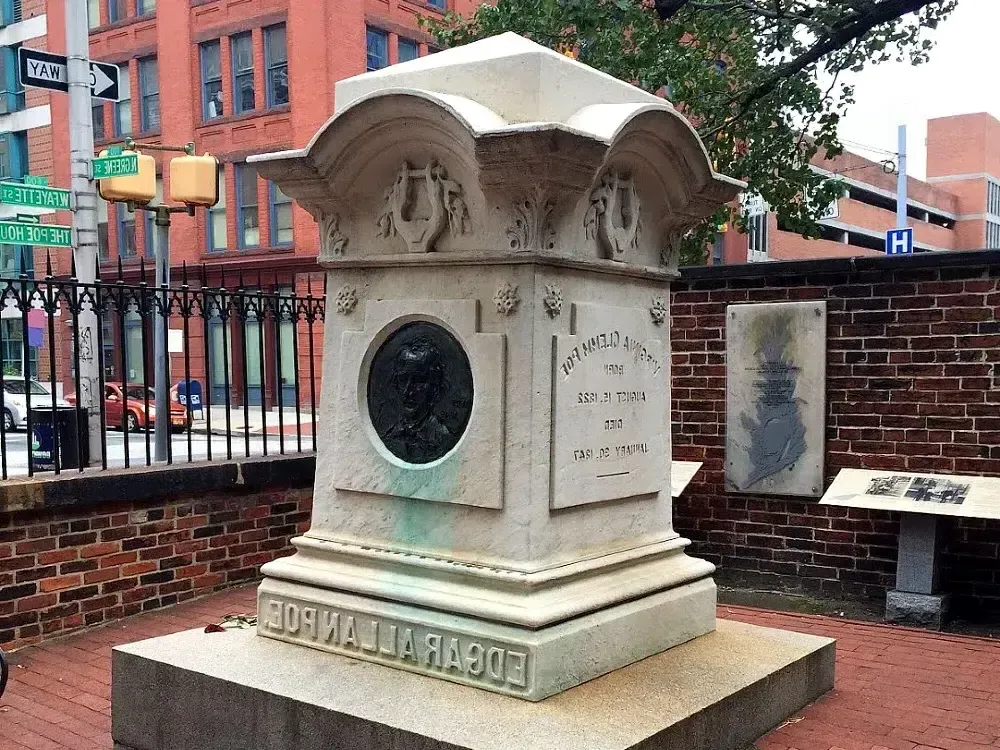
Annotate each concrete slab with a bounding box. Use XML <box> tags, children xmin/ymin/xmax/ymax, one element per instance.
<box><xmin>112</xmin><ymin>619</ymin><xmax>835</xmax><ymax>750</ymax></box>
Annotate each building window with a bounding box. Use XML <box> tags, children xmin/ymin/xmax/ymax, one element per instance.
<box><xmin>398</xmin><ymin>39</ymin><xmax>419</xmax><ymax>63</ymax></box>
<box><xmin>137</xmin><ymin>0</ymin><xmax>154</xmax><ymax>15</ymax></box>
<box><xmin>115</xmin><ymin>63</ymin><xmax>132</xmax><ymax>136</ymax></box>
<box><xmin>712</xmin><ymin>234</ymin><xmax>725</xmax><ymax>265</ymax></box>
<box><xmin>366</xmin><ymin>28</ymin><xmax>388</xmax><ymax>71</ymax></box>
<box><xmin>231</xmin><ymin>32</ymin><xmax>254</xmax><ymax>115</ymax></box>
<box><xmin>200</xmin><ymin>41</ymin><xmax>223</xmax><ymax>120</ymax></box>
<box><xmin>92</xmin><ymin>100</ymin><xmax>105</xmax><ymax>140</ymax></box>
<box><xmin>207</xmin><ymin>173</ymin><xmax>226</xmax><ymax>251</ymax></box>
<box><xmin>88</xmin><ymin>0</ymin><xmax>100</xmax><ymax>28</ymax></box>
<box><xmin>747</xmin><ymin>211</ymin><xmax>769</xmax><ymax>262</ymax></box>
<box><xmin>236</xmin><ymin>164</ymin><xmax>259</xmax><ymax>248</ymax></box>
<box><xmin>988</xmin><ymin>220</ymin><xmax>1000</xmax><ymax>250</ymax></box>
<box><xmin>0</xmin><ymin>46</ymin><xmax>24</xmax><ymax>114</ymax></box>
<box><xmin>265</xmin><ymin>24</ymin><xmax>288</xmax><ymax>107</ymax></box>
<box><xmin>108</xmin><ymin>0</ymin><xmax>126</xmax><ymax>23</ymax></box>
<box><xmin>269</xmin><ymin>182</ymin><xmax>292</xmax><ymax>245</ymax></box>
<box><xmin>1</xmin><ymin>320</ymin><xmax>37</xmax><ymax>379</ymax></box>
<box><xmin>117</xmin><ymin>202</ymin><xmax>137</xmax><ymax>258</ymax></box>
<box><xmin>426</xmin><ymin>0</ymin><xmax>446</xmax><ymax>10</ymax></box>
<box><xmin>0</xmin><ymin>133</ymin><xmax>27</xmax><ymax>181</ymax></box>
<box><xmin>98</xmin><ymin>197</ymin><xmax>109</xmax><ymax>259</ymax></box>
<box><xmin>1</xmin><ymin>0</ymin><xmax>23</xmax><ymax>26</ymax></box>
<box><xmin>138</xmin><ymin>57</ymin><xmax>159</xmax><ymax>132</ymax></box>
<box><xmin>988</xmin><ymin>179</ymin><xmax>1000</xmax><ymax>218</ymax></box>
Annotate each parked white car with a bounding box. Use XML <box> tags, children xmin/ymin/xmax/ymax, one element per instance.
<box><xmin>3</xmin><ymin>381</ymin><xmax>73</xmax><ymax>432</ymax></box>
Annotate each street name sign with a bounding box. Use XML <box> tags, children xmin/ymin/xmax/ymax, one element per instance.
<box><xmin>23</xmin><ymin>175</ymin><xmax>48</xmax><ymax>187</ymax></box>
<box><xmin>17</xmin><ymin>47</ymin><xmax>121</xmax><ymax>101</ymax></box>
<box><xmin>885</xmin><ymin>227</ymin><xmax>914</xmax><ymax>256</ymax></box>
<box><xmin>0</xmin><ymin>181</ymin><xmax>71</xmax><ymax>211</ymax></box>
<box><xmin>91</xmin><ymin>154</ymin><xmax>139</xmax><ymax>179</ymax></box>
<box><xmin>0</xmin><ymin>221</ymin><xmax>72</xmax><ymax>248</ymax></box>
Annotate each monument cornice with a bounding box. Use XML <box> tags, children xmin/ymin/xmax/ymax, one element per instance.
<box><xmin>318</xmin><ymin>251</ymin><xmax>681</xmax><ymax>281</ymax></box>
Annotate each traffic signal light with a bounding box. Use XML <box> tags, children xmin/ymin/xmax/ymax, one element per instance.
<box><xmin>169</xmin><ymin>153</ymin><xmax>220</xmax><ymax>207</ymax></box>
<box><xmin>97</xmin><ymin>149</ymin><xmax>156</xmax><ymax>204</ymax></box>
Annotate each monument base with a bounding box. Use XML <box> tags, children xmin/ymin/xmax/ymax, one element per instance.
<box><xmin>886</xmin><ymin>590</ymin><xmax>950</xmax><ymax>630</ymax></box>
<box><xmin>255</xmin><ymin>575</ymin><xmax>717</xmax><ymax>701</ymax></box>
<box><xmin>111</xmin><ymin>619</ymin><xmax>835</xmax><ymax>750</ymax></box>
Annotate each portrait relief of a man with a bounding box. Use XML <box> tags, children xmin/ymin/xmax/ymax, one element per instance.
<box><xmin>367</xmin><ymin>321</ymin><xmax>473</xmax><ymax>464</ymax></box>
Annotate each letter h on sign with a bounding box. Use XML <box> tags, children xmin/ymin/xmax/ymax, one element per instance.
<box><xmin>885</xmin><ymin>227</ymin><xmax>913</xmax><ymax>256</ymax></box>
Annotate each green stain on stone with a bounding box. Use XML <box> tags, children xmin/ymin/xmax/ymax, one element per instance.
<box><xmin>389</xmin><ymin>457</ymin><xmax>461</xmax><ymax>549</ymax></box>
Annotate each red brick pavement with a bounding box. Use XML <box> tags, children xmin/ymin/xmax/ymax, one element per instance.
<box><xmin>0</xmin><ymin>587</ymin><xmax>998</xmax><ymax>750</ymax></box>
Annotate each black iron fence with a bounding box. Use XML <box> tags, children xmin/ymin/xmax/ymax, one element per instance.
<box><xmin>0</xmin><ymin>253</ymin><xmax>326</xmax><ymax>479</ymax></box>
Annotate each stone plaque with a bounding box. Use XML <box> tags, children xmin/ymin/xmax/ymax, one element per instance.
<box><xmin>367</xmin><ymin>321</ymin><xmax>474</xmax><ymax>464</ymax></box>
<box><xmin>551</xmin><ymin>302</ymin><xmax>667</xmax><ymax>508</ymax></box>
<box><xmin>725</xmin><ymin>301</ymin><xmax>826</xmax><ymax>497</ymax></box>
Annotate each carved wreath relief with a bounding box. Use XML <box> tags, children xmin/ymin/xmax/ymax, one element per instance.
<box><xmin>542</xmin><ymin>284</ymin><xmax>563</xmax><ymax>317</ymax></box>
<box><xmin>493</xmin><ymin>283</ymin><xmax>520</xmax><ymax>316</ymax></box>
<box><xmin>650</xmin><ymin>296</ymin><xmax>667</xmax><ymax>326</ymax></box>
<box><xmin>335</xmin><ymin>285</ymin><xmax>358</xmax><ymax>315</ymax></box>
<box><xmin>322</xmin><ymin>213</ymin><xmax>349</xmax><ymax>257</ymax></box>
<box><xmin>585</xmin><ymin>171</ymin><xmax>642</xmax><ymax>261</ymax></box>
<box><xmin>376</xmin><ymin>161</ymin><xmax>469</xmax><ymax>254</ymax></box>
<box><xmin>506</xmin><ymin>187</ymin><xmax>556</xmax><ymax>253</ymax></box>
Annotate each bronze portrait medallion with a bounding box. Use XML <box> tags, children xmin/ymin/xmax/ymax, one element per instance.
<box><xmin>367</xmin><ymin>321</ymin><xmax>474</xmax><ymax>464</ymax></box>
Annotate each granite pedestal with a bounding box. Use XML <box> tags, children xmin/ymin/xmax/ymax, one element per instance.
<box><xmin>886</xmin><ymin>513</ymin><xmax>950</xmax><ymax>630</ymax></box>
<box><xmin>112</xmin><ymin>619</ymin><xmax>835</xmax><ymax>750</ymax></box>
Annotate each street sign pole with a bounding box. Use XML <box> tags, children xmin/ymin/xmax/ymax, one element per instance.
<box><xmin>153</xmin><ymin>208</ymin><xmax>170</xmax><ymax>462</ymax></box>
<box><xmin>66</xmin><ymin>0</ymin><xmax>104</xmax><ymax>467</ymax></box>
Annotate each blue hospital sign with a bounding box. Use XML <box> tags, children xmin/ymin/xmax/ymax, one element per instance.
<box><xmin>885</xmin><ymin>227</ymin><xmax>914</xmax><ymax>255</ymax></box>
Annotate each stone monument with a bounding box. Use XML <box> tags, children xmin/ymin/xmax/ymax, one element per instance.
<box><xmin>112</xmin><ymin>33</ymin><xmax>835</xmax><ymax>750</ymax></box>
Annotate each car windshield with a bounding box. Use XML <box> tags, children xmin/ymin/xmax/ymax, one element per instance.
<box><xmin>5</xmin><ymin>381</ymin><xmax>51</xmax><ymax>396</ymax></box>
<box><xmin>125</xmin><ymin>386</ymin><xmax>155</xmax><ymax>400</ymax></box>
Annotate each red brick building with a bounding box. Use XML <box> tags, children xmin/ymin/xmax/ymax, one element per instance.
<box><xmin>719</xmin><ymin>112</ymin><xmax>1000</xmax><ymax>265</ymax></box>
<box><xmin>5</xmin><ymin>0</ymin><xmax>473</xmax><ymax>408</ymax></box>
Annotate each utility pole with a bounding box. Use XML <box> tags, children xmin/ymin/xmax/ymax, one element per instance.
<box><xmin>65</xmin><ymin>0</ymin><xmax>104</xmax><ymax>466</ymax></box>
<box><xmin>896</xmin><ymin>124</ymin><xmax>908</xmax><ymax>229</ymax></box>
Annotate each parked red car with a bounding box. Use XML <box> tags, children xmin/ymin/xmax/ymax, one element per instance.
<box><xmin>68</xmin><ymin>383</ymin><xmax>190</xmax><ymax>433</ymax></box>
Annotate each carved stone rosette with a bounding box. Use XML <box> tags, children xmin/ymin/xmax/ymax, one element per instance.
<box><xmin>585</xmin><ymin>171</ymin><xmax>642</xmax><ymax>261</ymax></box>
<box><xmin>335</xmin><ymin>285</ymin><xmax>358</xmax><ymax>315</ymax></box>
<box><xmin>375</xmin><ymin>161</ymin><xmax>469</xmax><ymax>253</ymax></box>
<box><xmin>542</xmin><ymin>284</ymin><xmax>563</xmax><ymax>317</ymax></box>
<box><xmin>506</xmin><ymin>188</ymin><xmax>555</xmax><ymax>253</ymax></box>
<box><xmin>321</xmin><ymin>213</ymin><xmax>349</xmax><ymax>257</ymax></box>
<box><xmin>493</xmin><ymin>282</ymin><xmax>520</xmax><ymax>316</ymax></box>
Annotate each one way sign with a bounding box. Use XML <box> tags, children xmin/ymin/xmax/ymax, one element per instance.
<box><xmin>17</xmin><ymin>47</ymin><xmax>120</xmax><ymax>102</ymax></box>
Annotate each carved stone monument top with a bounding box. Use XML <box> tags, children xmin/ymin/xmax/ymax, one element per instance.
<box><xmin>249</xmin><ymin>33</ymin><xmax>742</xmax><ymax>271</ymax></box>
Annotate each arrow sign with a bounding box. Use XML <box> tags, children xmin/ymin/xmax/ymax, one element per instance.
<box><xmin>17</xmin><ymin>47</ymin><xmax>120</xmax><ymax>102</ymax></box>
<box><xmin>89</xmin><ymin>62</ymin><xmax>118</xmax><ymax>100</ymax></box>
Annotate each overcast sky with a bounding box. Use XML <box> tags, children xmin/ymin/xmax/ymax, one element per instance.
<box><xmin>836</xmin><ymin>0</ymin><xmax>999</xmax><ymax>179</ymax></box>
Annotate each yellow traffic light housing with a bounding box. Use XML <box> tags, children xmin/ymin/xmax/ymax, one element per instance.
<box><xmin>169</xmin><ymin>153</ymin><xmax>220</xmax><ymax>207</ymax></box>
<box><xmin>97</xmin><ymin>149</ymin><xmax>157</xmax><ymax>204</ymax></box>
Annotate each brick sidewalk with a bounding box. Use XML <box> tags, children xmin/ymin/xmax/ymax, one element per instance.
<box><xmin>1</xmin><ymin>586</ymin><xmax>999</xmax><ymax>750</ymax></box>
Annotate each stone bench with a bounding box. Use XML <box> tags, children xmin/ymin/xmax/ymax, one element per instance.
<box><xmin>821</xmin><ymin>469</ymin><xmax>1000</xmax><ymax>629</ymax></box>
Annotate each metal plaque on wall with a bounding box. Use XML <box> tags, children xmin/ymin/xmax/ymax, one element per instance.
<box><xmin>725</xmin><ymin>300</ymin><xmax>826</xmax><ymax>497</ymax></box>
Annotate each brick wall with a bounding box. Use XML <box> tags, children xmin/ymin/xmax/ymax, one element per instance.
<box><xmin>0</xmin><ymin>457</ymin><xmax>312</xmax><ymax>650</ymax></box>
<box><xmin>672</xmin><ymin>251</ymin><xmax>1000</xmax><ymax>618</ymax></box>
